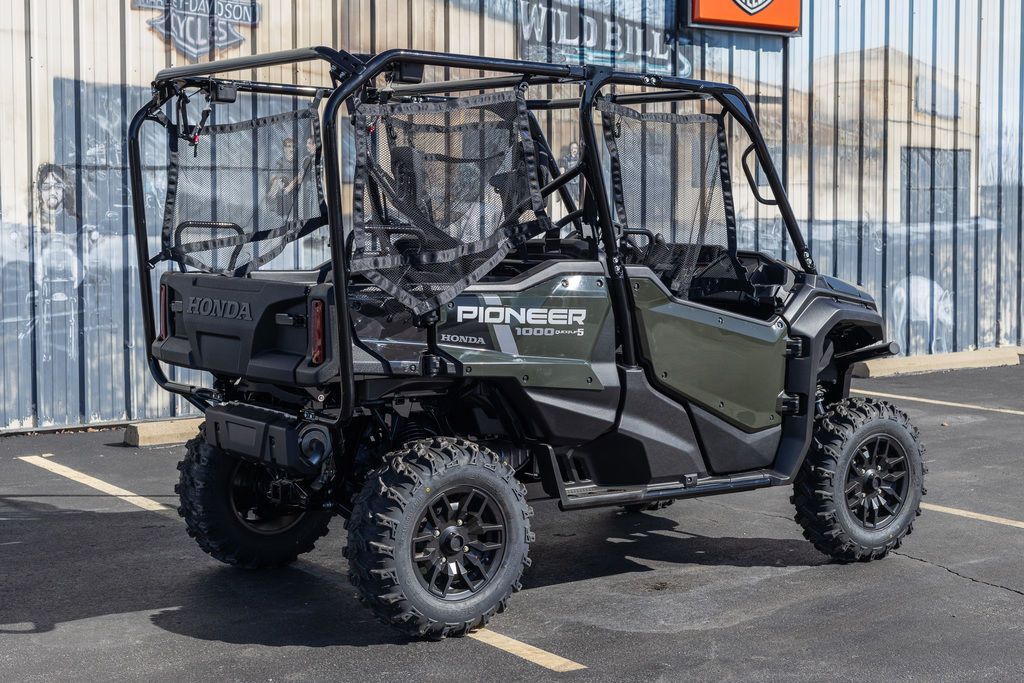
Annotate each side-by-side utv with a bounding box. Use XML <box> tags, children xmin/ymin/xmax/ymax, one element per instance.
<box><xmin>128</xmin><ymin>47</ymin><xmax>925</xmax><ymax>639</ymax></box>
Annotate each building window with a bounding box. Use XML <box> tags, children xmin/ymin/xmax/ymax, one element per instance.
<box><xmin>901</xmin><ymin>147</ymin><xmax>970</xmax><ymax>224</ymax></box>
<box><xmin>915</xmin><ymin>75</ymin><xmax>959</xmax><ymax>120</ymax></box>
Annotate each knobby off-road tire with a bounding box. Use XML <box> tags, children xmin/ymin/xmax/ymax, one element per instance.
<box><xmin>793</xmin><ymin>397</ymin><xmax>926</xmax><ymax>562</ymax></box>
<box><xmin>344</xmin><ymin>437</ymin><xmax>534</xmax><ymax>639</ymax></box>
<box><xmin>176</xmin><ymin>428</ymin><xmax>332</xmax><ymax>568</ymax></box>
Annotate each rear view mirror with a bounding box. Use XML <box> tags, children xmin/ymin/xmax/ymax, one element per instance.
<box><xmin>740</xmin><ymin>143</ymin><xmax>778</xmax><ymax>206</ymax></box>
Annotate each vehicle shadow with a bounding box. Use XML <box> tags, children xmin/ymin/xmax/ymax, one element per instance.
<box><xmin>523</xmin><ymin>504</ymin><xmax>827</xmax><ymax>590</ymax></box>
<box><xmin>148</xmin><ymin>565</ymin><xmax>410</xmax><ymax>647</ymax></box>
<box><xmin>0</xmin><ymin>495</ymin><xmax>407</xmax><ymax>647</ymax></box>
<box><xmin>0</xmin><ymin>494</ymin><xmax>823</xmax><ymax>647</ymax></box>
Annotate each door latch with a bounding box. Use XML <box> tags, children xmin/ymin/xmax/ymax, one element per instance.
<box><xmin>784</xmin><ymin>336</ymin><xmax>806</xmax><ymax>358</ymax></box>
<box><xmin>776</xmin><ymin>392</ymin><xmax>802</xmax><ymax>415</ymax></box>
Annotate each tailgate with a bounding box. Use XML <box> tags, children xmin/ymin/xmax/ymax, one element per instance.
<box><xmin>154</xmin><ymin>272</ymin><xmax>338</xmax><ymax>386</ymax></box>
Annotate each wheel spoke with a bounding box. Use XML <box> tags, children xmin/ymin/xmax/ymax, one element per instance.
<box><xmin>456</xmin><ymin>561</ymin><xmax>483</xmax><ymax>593</ymax></box>
<box><xmin>880</xmin><ymin>485</ymin><xmax>905</xmax><ymax>504</ymax></box>
<box><xmin>882</xmin><ymin>470</ymin><xmax>906</xmax><ymax>482</ymax></box>
<box><xmin>469</xmin><ymin>539</ymin><xmax>503</xmax><ymax>553</ymax></box>
<box><xmin>414</xmin><ymin>547</ymin><xmax>436</xmax><ymax>564</ymax></box>
<box><xmin>427</xmin><ymin>504</ymin><xmax>445</xmax><ymax>529</ymax></box>
<box><xmin>440</xmin><ymin>570</ymin><xmax>456</xmax><ymax>598</ymax></box>
<box><xmin>427</xmin><ymin>561</ymin><xmax>441</xmax><ymax>590</ymax></box>
<box><xmin>461</xmin><ymin>490</ymin><xmax>476</xmax><ymax>517</ymax></box>
<box><xmin>440</xmin><ymin>494</ymin><xmax>455</xmax><ymax>521</ymax></box>
<box><xmin>875</xmin><ymin>437</ymin><xmax>890</xmax><ymax>465</ymax></box>
<box><xmin>463</xmin><ymin>551</ymin><xmax>490</xmax><ymax>577</ymax></box>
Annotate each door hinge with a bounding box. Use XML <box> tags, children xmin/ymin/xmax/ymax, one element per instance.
<box><xmin>776</xmin><ymin>392</ymin><xmax>802</xmax><ymax>415</ymax></box>
<box><xmin>421</xmin><ymin>353</ymin><xmax>446</xmax><ymax>377</ymax></box>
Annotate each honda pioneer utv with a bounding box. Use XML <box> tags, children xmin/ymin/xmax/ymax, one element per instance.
<box><xmin>128</xmin><ymin>47</ymin><xmax>925</xmax><ymax>639</ymax></box>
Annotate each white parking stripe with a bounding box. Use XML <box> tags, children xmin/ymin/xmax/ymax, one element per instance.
<box><xmin>851</xmin><ymin>389</ymin><xmax>1024</xmax><ymax>416</ymax></box>
<box><xmin>921</xmin><ymin>502</ymin><xmax>1024</xmax><ymax>530</ymax></box>
<box><xmin>468</xmin><ymin>629</ymin><xmax>587</xmax><ymax>672</ymax></box>
<box><xmin>17</xmin><ymin>455</ymin><xmax>171</xmax><ymax>512</ymax></box>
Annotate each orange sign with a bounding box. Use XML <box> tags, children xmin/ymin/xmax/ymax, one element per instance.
<box><xmin>690</xmin><ymin>0</ymin><xmax>802</xmax><ymax>35</ymax></box>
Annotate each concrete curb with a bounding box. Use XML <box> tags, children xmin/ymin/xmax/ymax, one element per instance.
<box><xmin>853</xmin><ymin>346</ymin><xmax>1023</xmax><ymax>378</ymax></box>
<box><xmin>123</xmin><ymin>418</ymin><xmax>203</xmax><ymax>447</ymax></box>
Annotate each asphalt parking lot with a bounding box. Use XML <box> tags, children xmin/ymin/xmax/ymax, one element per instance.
<box><xmin>2</xmin><ymin>366</ymin><xmax>1023</xmax><ymax>681</ymax></box>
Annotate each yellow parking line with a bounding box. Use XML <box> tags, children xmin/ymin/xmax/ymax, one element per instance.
<box><xmin>921</xmin><ymin>502</ymin><xmax>1024</xmax><ymax>530</ymax></box>
<box><xmin>18</xmin><ymin>454</ymin><xmax>171</xmax><ymax>512</ymax></box>
<box><xmin>851</xmin><ymin>389</ymin><xmax>1024</xmax><ymax>417</ymax></box>
<box><xmin>468</xmin><ymin>629</ymin><xmax>586</xmax><ymax>673</ymax></box>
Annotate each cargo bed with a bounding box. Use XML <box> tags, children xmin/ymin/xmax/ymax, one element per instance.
<box><xmin>154</xmin><ymin>271</ymin><xmax>386</xmax><ymax>385</ymax></box>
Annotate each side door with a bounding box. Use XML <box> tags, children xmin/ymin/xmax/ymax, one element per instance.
<box><xmin>630</xmin><ymin>271</ymin><xmax>786</xmax><ymax>433</ymax></box>
<box><xmin>596</xmin><ymin>99</ymin><xmax>788</xmax><ymax>474</ymax></box>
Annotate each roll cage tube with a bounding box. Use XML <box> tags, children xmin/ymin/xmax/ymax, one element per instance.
<box><xmin>128</xmin><ymin>94</ymin><xmax>208</xmax><ymax>411</ymax></box>
<box><xmin>129</xmin><ymin>47</ymin><xmax>816</xmax><ymax>421</ymax></box>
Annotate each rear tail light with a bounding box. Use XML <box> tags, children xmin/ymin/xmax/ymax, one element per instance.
<box><xmin>158</xmin><ymin>283</ymin><xmax>168</xmax><ymax>341</ymax></box>
<box><xmin>310</xmin><ymin>299</ymin><xmax>325</xmax><ymax>365</ymax></box>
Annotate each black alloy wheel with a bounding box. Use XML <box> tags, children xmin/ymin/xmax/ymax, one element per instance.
<box><xmin>844</xmin><ymin>434</ymin><xmax>911</xmax><ymax>530</ymax></box>
<box><xmin>411</xmin><ymin>486</ymin><xmax>507</xmax><ymax>600</ymax></box>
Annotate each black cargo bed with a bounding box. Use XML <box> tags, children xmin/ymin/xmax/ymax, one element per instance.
<box><xmin>155</xmin><ymin>272</ymin><xmax>346</xmax><ymax>386</ymax></box>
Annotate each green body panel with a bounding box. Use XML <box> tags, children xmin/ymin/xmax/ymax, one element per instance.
<box><xmin>631</xmin><ymin>276</ymin><xmax>787</xmax><ymax>431</ymax></box>
<box><xmin>437</xmin><ymin>268</ymin><xmax>613</xmax><ymax>390</ymax></box>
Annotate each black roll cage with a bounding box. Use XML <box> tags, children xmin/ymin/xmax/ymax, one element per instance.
<box><xmin>128</xmin><ymin>46</ymin><xmax>816</xmax><ymax>421</ymax></box>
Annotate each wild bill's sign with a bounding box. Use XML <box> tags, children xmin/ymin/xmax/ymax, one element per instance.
<box><xmin>517</xmin><ymin>0</ymin><xmax>682</xmax><ymax>76</ymax></box>
<box><xmin>132</xmin><ymin>0</ymin><xmax>262</xmax><ymax>62</ymax></box>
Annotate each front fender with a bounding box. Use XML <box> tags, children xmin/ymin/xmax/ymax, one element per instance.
<box><xmin>773</xmin><ymin>287</ymin><xmax>884</xmax><ymax>481</ymax></box>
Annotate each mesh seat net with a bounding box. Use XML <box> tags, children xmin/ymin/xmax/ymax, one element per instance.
<box><xmin>597</xmin><ymin>99</ymin><xmax>743</xmax><ymax>299</ymax></box>
<box><xmin>350</xmin><ymin>89</ymin><xmax>550</xmax><ymax>315</ymax></box>
<box><xmin>158</xmin><ymin>104</ymin><xmax>325</xmax><ymax>275</ymax></box>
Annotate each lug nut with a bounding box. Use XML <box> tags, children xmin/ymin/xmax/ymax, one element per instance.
<box><xmin>457</xmin><ymin>519</ymin><xmax>464</xmax><ymax>526</ymax></box>
<box><xmin>463</xmin><ymin>545</ymin><xmax>469</xmax><ymax>552</ymax></box>
<box><xmin>433</xmin><ymin>529</ymin><xmax>440</xmax><ymax>537</ymax></box>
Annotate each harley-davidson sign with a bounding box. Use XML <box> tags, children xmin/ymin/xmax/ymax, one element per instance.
<box><xmin>688</xmin><ymin>0</ymin><xmax>801</xmax><ymax>35</ymax></box>
<box><xmin>733</xmin><ymin>0</ymin><xmax>773</xmax><ymax>13</ymax></box>
<box><xmin>132</xmin><ymin>0</ymin><xmax>262</xmax><ymax>62</ymax></box>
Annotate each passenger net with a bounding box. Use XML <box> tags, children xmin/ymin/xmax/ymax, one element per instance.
<box><xmin>597</xmin><ymin>99</ymin><xmax>742</xmax><ymax>299</ymax></box>
<box><xmin>351</xmin><ymin>89</ymin><xmax>550</xmax><ymax>315</ymax></box>
<box><xmin>157</xmin><ymin>103</ymin><xmax>326</xmax><ymax>275</ymax></box>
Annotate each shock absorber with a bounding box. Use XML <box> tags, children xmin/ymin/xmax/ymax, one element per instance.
<box><xmin>392</xmin><ymin>414</ymin><xmax>438</xmax><ymax>446</ymax></box>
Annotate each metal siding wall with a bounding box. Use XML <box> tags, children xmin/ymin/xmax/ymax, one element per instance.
<box><xmin>2</xmin><ymin>0</ymin><xmax>1024</xmax><ymax>431</ymax></box>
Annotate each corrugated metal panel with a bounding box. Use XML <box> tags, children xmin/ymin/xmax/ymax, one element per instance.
<box><xmin>1</xmin><ymin>0</ymin><xmax>1023</xmax><ymax>431</ymax></box>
